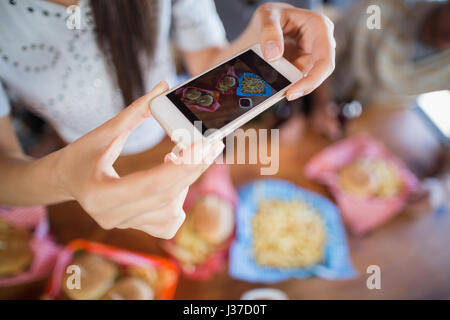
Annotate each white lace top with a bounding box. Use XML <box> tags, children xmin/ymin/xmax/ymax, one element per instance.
<box><xmin>0</xmin><ymin>0</ymin><xmax>226</xmax><ymax>154</ymax></box>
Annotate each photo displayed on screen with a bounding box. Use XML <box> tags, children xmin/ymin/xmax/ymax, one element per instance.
<box><xmin>167</xmin><ymin>49</ymin><xmax>291</xmax><ymax>132</ymax></box>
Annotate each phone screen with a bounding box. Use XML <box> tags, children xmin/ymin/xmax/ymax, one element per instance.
<box><xmin>167</xmin><ymin>49</ymin><xmax>291</xmax><ymax>133</ymax></box>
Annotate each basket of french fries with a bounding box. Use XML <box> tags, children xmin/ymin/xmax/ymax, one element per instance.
<box><xmin>236</xmin><ymin>72</ymin><xmax>272</xmax><ymax>97</ymax></box>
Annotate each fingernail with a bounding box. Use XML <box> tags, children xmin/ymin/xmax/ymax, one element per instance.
<box><xmin>213</xmin><ymin>140</ymin><xmax>225</xmax><ymax>156</ymax></box>
<box><xmin>287</xmin><ymin>91</ymin><xmax>304</xmax><ymax>101</ymax></box>
<box><xmin>148</xmin><ymin>81</ymin><xmax>169</xmax><ymax>110</ymax></box>
<box><xmin>164</xmin><ymin>152</ymin><xmax>179</xmax><ymax>164</ymax></box>
<box><xmin>205</xmin><ymin>140</ymin><xmax>224</xmax><ymax>164</ymax></box>
<box><xmin>264</xmin><ymin>41</ymin><xmax>281</xmax><ymax>61</ymax></box>
<box><xmin>155</xmin><ymin>80</ymin><xmax>168</xmax><ymax>90</ymax></box>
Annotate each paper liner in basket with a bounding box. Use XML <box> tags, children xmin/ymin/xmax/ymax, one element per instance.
<box><xmin>0</xmin><ymin>206</ymin><xmax>61</xmax><ymax>287</ymax></box>
<box><xmin>216</xmin><ymin>66</ymin><xmax>238</xmax><ymax>95</ymax></box>
<box><xmin>304</xmin><ymin>133</ymin><xmax>419</xmax><ymax>235</ymax></box>
<box><xmin>162</xmin><ymin>164</ymin><xmax>238</xmax><ymax>280</ymax></box>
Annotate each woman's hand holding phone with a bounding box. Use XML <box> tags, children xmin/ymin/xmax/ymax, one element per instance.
<box><xmin>54</xmin><ymin>81</ymin><xmax>224</xmax><ymax>239</ymax></box>
<box><xmin>251</xmin><ymin>2</ymin><xmax>336</xmax><ymax>100</ymax></box>
<box><xmin>152</xmin><ymin>3</ymin><xmax>336</xmax><ymax>146</ymax></box>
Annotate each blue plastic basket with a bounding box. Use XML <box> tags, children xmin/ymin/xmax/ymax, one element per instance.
<box><xmin>229</xmin><ymin>179</ymin><xmax>357</xmax><ymax>283</ymax></box>
<box><xmin>236</xmin><ymin>72</ymin><xmax>272</xmax><ymax>97</ymax></box>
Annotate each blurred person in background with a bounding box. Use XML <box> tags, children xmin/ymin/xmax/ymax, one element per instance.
<box><xmin>307</xmin><ymin>0</ymin><xmax>450</xmax><ymax>139</ymax></box>
<box><xmin>215</xmin><ymin>0</ymin><xmax>323</xmax><ymax>41</ymax></box>
<box><xmin>0</xmin><ymin>0</ymin><xmax>335</xmax><ymax>238</ymax></box>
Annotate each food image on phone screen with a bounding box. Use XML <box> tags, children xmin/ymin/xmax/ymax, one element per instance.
<box><xmin>167</xmin><ymin>49</ymin><xmax>291</xmax><ymax>133</ymax></box>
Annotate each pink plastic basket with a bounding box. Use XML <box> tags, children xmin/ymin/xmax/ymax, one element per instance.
<box><xmin>304</xmin><ymin>134</ymin><xmax>419</xmax><ymax>235</ymax></box>
<box><xmin>162</xmin><ymin>164</ymin><xmax>238</xmax><ymax>279</ymax></box>
<box><xmin>175</xmin><ymin>86</ymin><xmax>221</xmax><ymax>113</ymax></box>
<box><xmin>0</xmin><ymin>206</ymin><xmax>61</xmax><ymax>287</ymax></box>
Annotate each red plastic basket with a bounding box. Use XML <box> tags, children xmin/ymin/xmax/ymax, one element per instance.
<box><xmin>43</xmin><ymin>239</ymin><xmax>179</xmax><ymax>300</ymax></box>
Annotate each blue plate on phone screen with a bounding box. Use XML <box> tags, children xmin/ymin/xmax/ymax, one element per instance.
<box><xmin>236</xmin><ymin>72</ymin><xmax>272</xmax><ymax>97</ymax></box>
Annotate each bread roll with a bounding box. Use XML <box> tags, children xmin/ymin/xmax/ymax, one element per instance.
<box><xmin>219</xmin><ymin>76</ymin><xmax>236</xmax><ymax>89</ymax></box>
<box><xmin>185</xmin><ymin>88</ymin><xmax>201</xmax><ymax>101</ymax></box>
<box><xmin>103</xmin><ymin>277</ymin><xmax>154</xmax><ymax>300</ymax></box>
<box><xmin>191</xmin><ymin>195</ymin><xmax>234</xmax><ymax>245</ymax></box>
<box><xmin>339</xmin><ymin>158</ymin><xmax>403</xmax><ymax>197</ymax></box>
<box><xmin>198</xmin><ymin>94</ymin><xmax>214</xmax><ymax>107</ymax></box>
<box><xmin>339</xmin><ymin>160</ymin><xmax>378</xmax><ymax>196</ymax></box>
<box><xmin>0</xmin><ymin>218</ymin><xmax>33</xmax><ymax>276</ymax></box>
<box><xmin>61</xmin><ymin>253</ymin><xmax>118</xmax><ymax>300</ymax></box>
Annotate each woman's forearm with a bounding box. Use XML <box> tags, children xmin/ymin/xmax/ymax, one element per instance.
<box><xmin>0</xmin><ymin>151</ymin><xmax>73</xmax><ymax>206</ymax></box>
<box><xmin>209</xmin><ymin>22</ymin><xmax>259</xmax><ymax>67</ymax></box>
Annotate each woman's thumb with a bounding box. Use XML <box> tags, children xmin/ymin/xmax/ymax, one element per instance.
<box><xmin>259</xmin><ymin>8</ymin><xmax>284</xmax><ymax>61</ymax></box>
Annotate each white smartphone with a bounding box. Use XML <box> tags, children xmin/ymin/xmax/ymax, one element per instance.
<box><xmin>150</xmin><ymin>44</ymin><xmax>303</xmax><ymax>147</ymax></box>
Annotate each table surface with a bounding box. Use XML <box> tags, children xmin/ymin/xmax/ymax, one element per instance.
<box><xmin>2</xmin><ymin>106</ymin><xmax>449</xmax><ymax>300</ymax></box>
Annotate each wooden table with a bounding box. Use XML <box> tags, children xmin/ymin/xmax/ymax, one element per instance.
<box><xmin>2</xmin><ymin>106</ymin><xmax>449</xmax><ymax>300</ymax></box>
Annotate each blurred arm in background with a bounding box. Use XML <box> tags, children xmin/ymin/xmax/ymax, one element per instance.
<box><xmin>309</xmin><ymin>0</ymin><xmax>450</xmax><ymax>139</ymax></box>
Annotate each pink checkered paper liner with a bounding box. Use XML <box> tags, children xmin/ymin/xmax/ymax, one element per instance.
<box><xmin>0</xmin><ymin>206</ymin><xmax>61</xmax><ymax>287</ymax></box>
<box><xmin>304</xmin><ymin>133</ymin><xmax>419</xmax><ymax>235</ymax></box>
